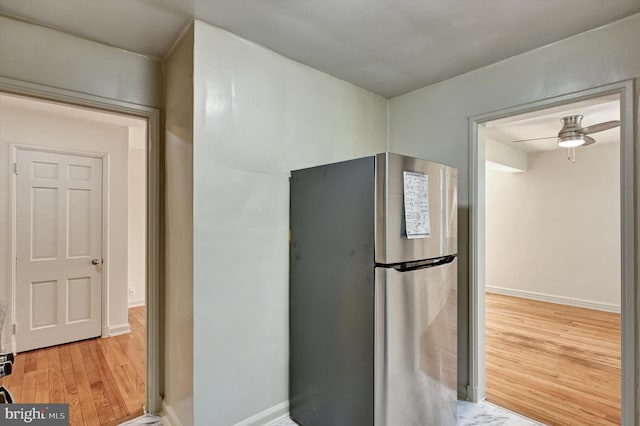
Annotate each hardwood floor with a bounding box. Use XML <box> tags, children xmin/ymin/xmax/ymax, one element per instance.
<box><xmin>485</xmin><ymin>293</ymin><xmax>621</xmax><ymax>425</ymax></box>
<box><xmin>0</xmin><ymin>306</ymin><xmax>146</xmax><ymax>426</ymax></box>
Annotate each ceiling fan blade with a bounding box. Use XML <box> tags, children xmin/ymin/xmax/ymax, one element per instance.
<box><xmin>582</xmin><ymin>135</ymin><xmax>596</xmax><ymax>146</ymax></box>
<box><xmin>580</xmin><ymin>120</ymin><xmax>620</xmax><ymax>134</ymax></box>
<box><xmin>511</xmin><ymin>136</ymin><xmax>557</xmax><ymax>143</ymax></box>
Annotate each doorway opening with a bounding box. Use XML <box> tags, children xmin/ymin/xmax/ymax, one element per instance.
<box><xmin>482</xmin><ymin>94</ymin><xmax>621</xmax><ymax>424</ymax></box>
<box><xmin>468</xmin><ymin>80</ymin><xmax>636</xmax><ymax>425</ymax></box>
<box><xmin>0</xmin><ymin>89</ymin><xmax>159</xmax><ymax>424</ymax></box>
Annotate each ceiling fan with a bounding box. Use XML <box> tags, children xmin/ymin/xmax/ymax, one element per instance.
<box><xmin>511</xmin><ymin>114</ymin><xmax>620</xmax><ymax>162</ymax></box>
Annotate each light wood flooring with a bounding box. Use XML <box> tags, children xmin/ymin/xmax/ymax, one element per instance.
<box><xmin>0</xmin><ymin>306</ymin><xmax>146</xmax><ymax>426</ymax></box>
<box><xmin>486</xmin><ymin>293</ymin><xmax>621</xmax><ymax>425</ymax></box>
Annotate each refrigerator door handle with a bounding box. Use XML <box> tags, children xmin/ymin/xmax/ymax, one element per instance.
<box><xmin>375</xmin><ymin>255</ymin><xmax>456</xmax><ymax>272</ymax></box>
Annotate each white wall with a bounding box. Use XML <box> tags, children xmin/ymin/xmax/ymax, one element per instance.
<box><xmin>0</xmin><ymin>16</ymin><xmax>161</xmax><ymax>108</ymax></box>
<box><xmin>486</xmin><ymin>142</ymin><xmax>620</xmax><ymax>311</ymax></box>
<box><xmin>486</xmin><ymin>138</ymin><xmax>527</xmax><ymax>172</ymax></box>
<box><xmin>389</xmin><ymin>13</ymin><xmax>640</xmax><ymax>397</ymax></box>
<box><xmin>163</xmin><ymin>25</ymin><xmax>194</xmax><ymax>426</ymax></box>
<box><xmin>191</xmin><ymin>20</ymin><xmax>387</xmax><ymax>426</ymax></box>
<box><xmin>0</xmin><ymin>99</ymin><xmax>131</xmax><ymax>349</ymax></box>
<box><xmin>128</xmin><ymin>127</ymin><xmax>147</xmax><ymax>307</ymax></box>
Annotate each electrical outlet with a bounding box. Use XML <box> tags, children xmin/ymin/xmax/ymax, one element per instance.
<box><xmin>129</xmin><ymin>288</ymin><xmax>135</xmax><ymax>300</ymax></box>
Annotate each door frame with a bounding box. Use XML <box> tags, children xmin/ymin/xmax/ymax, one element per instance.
<box><xmin>10</xmin><ymin>145</ymin><xmax>109</xmax><ymax>350</ymax></box>
<box><xmin>0</xmin><ymin>76</ymin><xmax>163</xmax><ymax>414</ymax></box>
<box><xmin>468</xmin><ymin>80</ymin><xmax>636</xmax><ymax>424</ymax></box>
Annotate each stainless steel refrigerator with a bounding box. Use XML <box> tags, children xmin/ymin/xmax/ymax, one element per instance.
<box><xmin>290</xmin><ymin>152</ymin><xmax>457</xmax><ymax>426</ymax></box>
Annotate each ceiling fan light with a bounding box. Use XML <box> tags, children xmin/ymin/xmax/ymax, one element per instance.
<box><xmin>557</xmin><ymin>115</ymin><xmax>585</xmax><ymax>148</ymax></box>
<box><xmin>558</xmin><ymin>138</ymin><xmax>584</xmax><ymax>148</ymax></box>
<box><xmin>558</xmin><ymin>133</ymin><xmax>585</xmax><ymax>148</ymax></box>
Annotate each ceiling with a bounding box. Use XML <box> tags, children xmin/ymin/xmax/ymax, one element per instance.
<box><xmin>484</xmin><ymin>94</ymin><xmax>620</xmax><ymax>153</ymax></box>
<box><xmin>1</xmin><ymin>1</ymin><xmax>639</xmax><ymax>98</ymax></box>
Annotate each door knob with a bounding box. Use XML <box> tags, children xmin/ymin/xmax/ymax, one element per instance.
<box><xmin>91</xmin><ymin>259</ymin><xmax>100</xmax><ymax>265</ymax></box>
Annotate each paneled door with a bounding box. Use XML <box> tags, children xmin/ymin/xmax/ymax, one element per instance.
<box><xmin>15</xmin><ymin>149</ymin><xmax>103</xmax><ymax>352</ymax></box>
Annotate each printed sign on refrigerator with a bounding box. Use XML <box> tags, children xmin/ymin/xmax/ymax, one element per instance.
<box><xmin>403</xmin><ymin>171</ymin><xmax>431</xmax><ymax>238</ymax></box>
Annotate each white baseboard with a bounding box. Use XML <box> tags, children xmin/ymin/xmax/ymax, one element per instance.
<box><xmin>233</xmin><ymin>401</ymin><xmax>289</xmax><ymax>426</ymax></box>
<box><xmin>128</xmin><ymin>299</ymin><xmax>146</xmax><ymax>308</ymax></box>
<box><xmin>162</xmin><ymin>400</ymin><xmax>184</xmax><ymax>426</ymax></box>
<box><xmin>104</xmin><ymin>323</ymin><xmax>131</xmax><ymax>337</ymax></box>
<box><xmin>486</xmin><ymin>285</ymin><xmax>620</xmax><ymax>313</ymax></box>
<box><xmin>465</xmin><ymin>384</ymin><xmax>484</xmax><ymax>403</ymax></box>
<box><xmin>264</xmin><ymin>411</ymin><xmax>291</xmax><ymax>426</ymax></box>
<box><xmin>2</xmin><ymin>342</ymin><xmax>13</xmax><ymax>354</ymax></box>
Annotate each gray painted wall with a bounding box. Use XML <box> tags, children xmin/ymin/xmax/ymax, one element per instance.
<box><xmin>0</xmin><ymin>16</ymin><xmax>161</xmax><ymax>108</ymax></box>
<box><xmin>389</xmin><ymin>13</ymin><xmax>639</xmax><ymax>401</ymax></box>
<box><xmin>163</xmin><ymin>24</ymin><xmax>195</xmax><ymax>426</ymax></box>
<box><xmin>191</xmin><ymin>20</ymin><xmax>387</xmax><ymax>426</ymax></box>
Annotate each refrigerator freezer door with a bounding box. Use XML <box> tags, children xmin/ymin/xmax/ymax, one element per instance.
<box><xmin>375</xmin><ymin>259</ymin><xmax>457</xmax><ymax>426</ymax></box>
<box><xmin>290</xmin><ymin>156</ymin><xmax>376</xmax><ymax>426</ymax></box>
<box><xmin>375</xmin><ymin>153</ymin><xmax>457</xmax><ymax>264</ymax></box>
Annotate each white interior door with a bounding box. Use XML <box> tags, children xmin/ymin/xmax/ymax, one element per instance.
<box><xmin>15</xmin><ymin>149</ymin><xmax>103</xmax><ymax>352</ymax></box>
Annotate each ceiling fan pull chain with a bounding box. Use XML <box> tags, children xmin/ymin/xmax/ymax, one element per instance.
<box><xmin>572</xmin><ymin>147</ymin><xmax>576</xmax><ymax>163</ymax></box>
<box><xmin>567</xmin><ymin>148</ymin><xmax>570</xmax><ymax>161</ymax></box>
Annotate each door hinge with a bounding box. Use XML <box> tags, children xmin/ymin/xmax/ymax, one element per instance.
<box><xmin>12</xmin><ymin>324</ymin><xmax>16</xmax><ymax>335</ymax></box>
<box><xmin>13</xmin><ymin>162</ymin><xmax>18</xmax><ymax>175</ymax></box>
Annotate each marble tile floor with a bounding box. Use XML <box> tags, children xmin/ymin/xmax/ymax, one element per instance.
<box><xmin>457</xmin><ymin>401</ymin><xmax>544</xmax><ymax>426</ymax></box>
<box><xmin>274</xmin><ymin>400</ymin><xmax>545</xmax><ymax>426</ymax></box>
